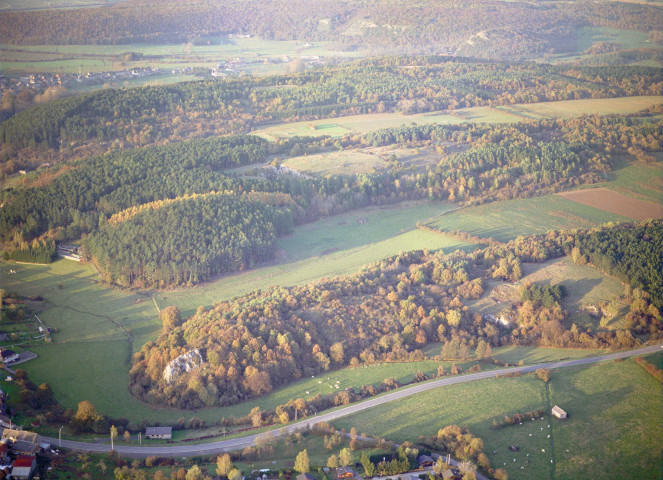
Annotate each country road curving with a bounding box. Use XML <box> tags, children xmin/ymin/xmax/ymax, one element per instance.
<box><xmin>39</xmin><ymin>342</ymin><xmax>663</xmax><ymax>458</ymax></box>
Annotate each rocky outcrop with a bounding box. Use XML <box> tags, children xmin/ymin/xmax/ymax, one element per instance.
<box><xmin>163</xmin><ymin>349</ymin><xmax>204</xmax><ymax>384</ymax></box>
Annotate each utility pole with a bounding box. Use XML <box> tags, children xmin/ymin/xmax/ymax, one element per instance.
<box><xmin>59</xmin><ymin>426</ymin><xmax>63</xmax><ymax>447</ymax></box>
<box><xmin>139</xmin><ymin>432</ymin><xmax>141</xmax><ymax>446</ymax></box>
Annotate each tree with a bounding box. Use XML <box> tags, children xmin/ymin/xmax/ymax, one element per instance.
<box><xmin>76</xmin><ymin>400</ymin><xmax>102</xmax><ymax>424</ymax></box>
<box><xmin>475</xmin><ymin>340</ymin><xmax>492</xmax><ymax>360</ymax></box>
<box><xmin>249</xmin><ymin>406</ymin><xmax>262</xmax><ymax>427</ymax></box>
<box><xmin>110</xmin><ymin>425</ymin><xmax>118</xmax><ymax>450</ymax></box>
<box><xmin>339</xmin><ymin>448</ymin><xmax>353</xmax><ymax>467</ymax></box>
<box><xmin>327</xmin><ymin>454</ymin><xmax>339</xmax><ymax>469</ymax></box>
<box><xmin>360</xmin><ymin>452</ymin><xmax>376</xmax><ymax>477</ymax></box>
<box><xmin>457</xmin><ymin>461</ymin><xmax>476</xmax><ymax>475</ymax></box>
<box><xmin>123</xmin><ymin>430</ymin><xmax>131</xmax><ymax>443</ymax></box>
<box><xmin>330</xmin><ymin>342</ymin><xmax>344</xmax><ymax>363</ymax></box>
<box><xmin>294</xmin><ymin>449</ymin><xmax>310</xmax><ymax>473</ymax></box>
<box><xmin>160</xmin><ymin>306</ymin><xmax>182</xmax><ymax>333</ymax></box>
<box><xmin>216</xmin><ymin>454</ymin><xmax>232</xmax><ymax>477</ymax></box>
<box><xmin>185</xmin><ymin>465</ymin><xmax>204</xmax><ymax>480</ymax></box>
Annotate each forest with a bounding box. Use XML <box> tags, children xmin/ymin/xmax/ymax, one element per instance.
<box><xmin>1</xmin><ymin>56</ymin><xmax>660</xmax><ymax>174</ymax></box>
<box><xmin>1</xmin><ymin>0</ymin><xmax>662</xmax><ymax>62</ymax></box>
<box><xmin>128</xmin><ymin>220</ymin><xmax>662</xmax><ymax>409</ymax></box>
<box><xmin>2</xmin><ymin>114</ymin><xmax>659</xmax><ymax>287</ymax></box>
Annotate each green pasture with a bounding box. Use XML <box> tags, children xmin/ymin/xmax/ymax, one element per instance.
<box><xmin>465</xmin><ymin>256</ymin><xmax>627</xmax><ymax>329</ymax></box>
<box><xmin>282</xmin><ymin>150</ymin><xmax>385</xmax><ymax>175</ymax></box>
<box><xmin>543</xmin><ymin>26</ymin><xmax>662</xmax><ymax>64</ymax></box>
<box><xmin>426</xmin><ymin>195</ymin><xmax>634</xmax><ymax>242</ymax></box>
<box><xmin>575</xmin><ymin>27</ymin><xmax>655</xmax><ymax>54</ymax></box>
<box><xmin>255</xmin><ymin>96</ymin><xmax>662</xmax><ymax>141</ymax></box>
<box><xmin>550</xmin><ymin>356</ymin><xmax>663</xmax><ymax>480</ymax></box>
<box><xmin>254</xmin><ymin>146</ymin><xmax>439</xmax><ymax>177</ymax></box>
<box><xmin>600</xmin><ymin>155</ymin><xmax>663</xmax><ymax>203</ymax></box>
<box><xmin>254</xmin><ymin>111</ymin><xmax>465</xmax><ymax>140</ymax></box>
<box><xmin>495</xmin><ymin>96</ymin><xmax>663</xmax><ymax>120</ymax></box>
<box><xmin>333</xmin><ymin>356</ymin><xmax>663</xmax><ymax>480</ymax></box>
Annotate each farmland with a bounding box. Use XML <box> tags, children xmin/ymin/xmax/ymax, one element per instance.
<box><xmin>332</xmin><ymin>355</ymin><xmax>663</xmax><ymax>480</ymax></box>
<box><xmin>557</xmin><ymin>187</ymin><xmax>662</xmax><ymax>221</ymax></box>
<box><xmin>425</xmin><ymin>195</ymin><xmax>632</xmax><ymax>243</ymax></box>
<box><xmin>599</xmin><ymin>155</ymin><xmax>663</xmax><ymax>203</ymax></box>
<box><xmin>0</xmin><ymin>36</ymin><xmax>363</xmax><ymax>75</ymax></box>
<box><xmin>254</xmin><ymin>96</ymin><xmax>663</xmax><ymax>140</ymax></box>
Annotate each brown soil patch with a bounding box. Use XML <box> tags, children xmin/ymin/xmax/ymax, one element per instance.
<box><xmin>557</xmin><ymin>187</ymin><xmax>663</xmax><ymax>220</ymax></box>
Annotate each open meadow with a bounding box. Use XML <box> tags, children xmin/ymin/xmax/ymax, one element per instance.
<box><xmin>254</xmin><ymin>96</ymin><xmax>663</xmax><ymax>141</ymax></box>
<box><xmin>332</xmin><ymin>355</ymin><xmax>663</xmax><ymax>480</ymax></box>
<box><xmin>425</xmin><ymin>195</ymin><xmax>632</xmax><ymax>243</ymax></box>
<box><xmin>596</xmin><ymin>155</ymin><xmax>663</xmax><ymax>203</ymax></box>
<box><xmin>494</xmin><ymin>96</ymin><xmax>663</xmax><ymax>120</ymax></box>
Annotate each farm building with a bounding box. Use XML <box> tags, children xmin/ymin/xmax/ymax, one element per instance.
<box><xmin>0</xmin><ymin>350</ymin><xmax>18</xmax><ymax>364</ymax></box>
<box><xmin>145</xmin><ymin>426</ymin><xmax>172</xmax><ymax>439</ymax></box>
<box><xmin>0</xmin><ymin>414</ymin><xmax>12</xmax><ymax>429</ymax></box>
<box><xmin>1</xmin><ymin>429</ymin><xmax>39</xmax><ymax>455</ymax></box>
<box><xmin>417</xmin><ymin>454</ymin><xmax>436</xmax><ymax>467</ymax></box>
<box><xmin>552</xmin><ymin>405</ymin><xmax>567</xmax><ymax>419</ymax></box>
<box><xmin>11</xmin><ymin>455</ymin><xmax>36</xmax><ymax>479</ymax></box>
<box><xmin>296</xmin><ymin>474</ymin><xmax>316</xmax><ymax>480</ymax></box>
<box><xmin>336</xmin><ymin>467</ymin><xmax>357</xmax><ymax>479</ymax></box>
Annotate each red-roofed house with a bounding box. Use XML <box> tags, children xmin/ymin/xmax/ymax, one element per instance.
<box><xmin>11</xmin><ymin>455</ymin><xmax>36</xmax><ymax>479</ymax></box>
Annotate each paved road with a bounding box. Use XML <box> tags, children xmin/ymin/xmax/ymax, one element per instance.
<box><xmin>39</xmin><ymin>342</ymin><xmax>663</xmax><ymax>458</ymax></box>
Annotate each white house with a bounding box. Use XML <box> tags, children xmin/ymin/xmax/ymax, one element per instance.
<box><xmin>145</xmin><ymin>426</ymin><xmax>172</xmax><ymax>439</ymax></box>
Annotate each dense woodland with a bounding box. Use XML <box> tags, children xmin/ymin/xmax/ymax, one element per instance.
<box><xmin>129</xmin><ymin>220</ymin><xmax>662</xmax><ymax>409</ymax></box>
<box><xmin>1</xmin><ymin>0</ymin><xmax>662</xmax><ymax>62</ymax></box>
<box><xmin>2</xmin><ymin>113</ymin><xmax>660</xmax><ymax>287</ymax></box>
<box><xmin>1</xmin><ymin>57</ymin><xmax>660</xmax><ymax>174</ymax></box>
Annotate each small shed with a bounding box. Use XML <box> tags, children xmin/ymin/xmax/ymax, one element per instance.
<box><xmin>552</xmin><ymin>405</ymin><xmax>567</xmax><ymax>419</ymax></box>
<box><xmin>336</xmin><ymin>467</ymin><xmax>357</xmax><ymax>479</ymax></box>
<box><xmin>417</xmin><ymin>454</ymin><xmax>435</xmax><ymax>467</ymax></box>
<box><xmin>145</xmin><ymin>426</ymin><xmax>172</xmax><ymax>439</ymax></box>
<box><xmin>11</xmin><ymin>455</ymin><xmax>36</xmax><ymax>479</ymax></box>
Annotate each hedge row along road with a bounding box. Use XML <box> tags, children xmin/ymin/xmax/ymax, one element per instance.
<box><xmin>39</xmin><ymin>342</ymin><xmax>663</xmax><ymax>458</ymax></box>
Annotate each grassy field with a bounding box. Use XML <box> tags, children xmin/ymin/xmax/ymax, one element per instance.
<box><xmin>600</xmin><ymin>155</ymin><xmax>663</xmax><ymax>203</ymax></box>
<box><xmin>494</xmin><ymin>96</ymin><xmax>663</xmax><ymax>120</ymax></box>
<box><xmin>544</xmin><ymin>26</ymin><xmax>662</xmax><ymax>65</ymax></box>
<box><xmin>426</xmin><ymin>195</ymin><xmax>633</xmax><ymax>242</ymax></box>
<box><xmin>332</xmin><ymin>356</ymin><xmax>663</xmax><ymax>480</ymax></box>
<box><xmin>422</xmin><ymin>342</ymin><xmax>608</xmax><ymax>363</ymax></box>
<box><xmin>282</xmin><ymin>150</ymin><xmax>385</xmax><ymax>176</ymax></box>
<box><xmin>465</xmin><ymin>256</ymin><xmax>627</xmax><ymax>329</ymax></box>
<box><xmin>254</xmin><ymin>96</ymin><xmax>662</xmax><ymax>141</ymax></box>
